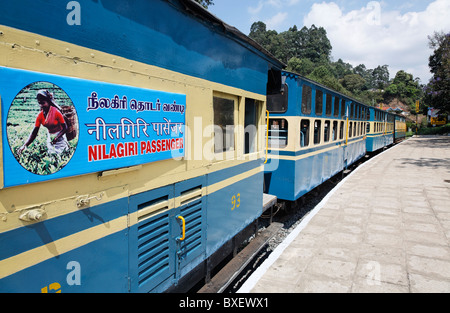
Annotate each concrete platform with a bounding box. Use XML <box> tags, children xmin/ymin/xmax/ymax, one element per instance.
<box><xmin>239</xmin><ymin>136</ymin><xmax>450</xmax><ymax>293</ymax></box>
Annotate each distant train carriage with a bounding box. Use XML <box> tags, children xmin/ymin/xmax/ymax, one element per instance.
<box><xmin>366</xmin><ymin>107</ymin><xmax>395</xmax><ymax>152</ymax></box>
<box><xmin>0</xmin><ymin>0</ymin><xmax>284</xmax><ymax>293</ymax></box>
<box><xmin>394</xmin><ymin>114</ymin><xmax>407</xmax><ymax>143</ymax></box>
<box><xmin>264</xmin><ymin>71</ymin><xmax>368</xmax><ymax>202</ymax></box>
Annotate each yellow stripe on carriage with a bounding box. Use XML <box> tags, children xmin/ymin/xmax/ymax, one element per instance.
<box><xmin>268</xmin><ymin>137</ymin><xmax>365</xmax><ymax>161</ymax></box>
<box><xmin>0</xmin><ymin>165</ymin><xmax>263</xmax><ymax>279</ymax></box>
<box><xmin>0</xmin><ymin>216</ymin><xmax>127</xmax><ymax>280</ymax></box>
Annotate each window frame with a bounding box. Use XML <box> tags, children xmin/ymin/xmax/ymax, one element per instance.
<box><xmin>300</xmin><ymin>119</ymin><xmax>310</xmax><ymax>148</ymax></box>
<box><xmin>301</xmin><ymin>84</ymin><xmax>312</xmax><ymax>115</ymax></box>
<box><xmin>213</xmin><ymin>94</ymin><xmax>237</xmax><ymax>154</ymax></box>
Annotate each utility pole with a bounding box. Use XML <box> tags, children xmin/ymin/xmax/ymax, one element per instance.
<box><xmin>415</xmin><ymin>100</ymin><xmax>420</xmax><ymax>135</ymax></box>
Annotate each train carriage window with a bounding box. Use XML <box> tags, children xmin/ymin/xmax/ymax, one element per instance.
<box><xmin>349</xmin><ymin>122</ymin><xmax>353</xmax><ymax>138</ymax></box>
<box><xmin>315</xmin><ymin>90</ymin><xmax>323</xmax><ymax>116</ymax></box>
<box><xmin>353</xmin><ymin>122</ymin><xmax>357</xmax><ymax>137</ymax></box>
<box><xmin>340</xmin><ymin>121</ymin><xmax>344</xmax><ymax>139</ymax></box>
<box><xmin>333</xmin><ymin>121</ymin><xmax>338</xmax><ymax>141</ymax></box>
<box><xmin>301</xmin><ymin>85</ymin><xmax>312</xmax><ymax>115</ymax></box>
<box><xmin>314</xmin><ymin>120</ymin><xmax>321</xmax><ymax>145</ymax></box>
<box><xmin>300</xmin><ymin>119</ymin><xmax>310</xmax><ymax>148</ymax></box>
<box><xmin>244</xmin><ymin>98</ymin><xmax>260</xmax><ymax>154</ymax></box>
<box><xmin>350</xmin><ymin>102</ymin><xmax>354</xmax><ymax>119</ymax></box>
<box><xmin>324</xmin><ymin>120</ymin><xmax>330</xmax><ymax>142</ymax></box>
<box><xmin>267</xmin><ymin>84</ymin><xmax>288</xmax><ymax>113</ymax></box>
<box><xmin>334</xmin><ymin>98</ymin><xmax>340</xmax><ymax>117</ymax></box>
<box><xmin>213</xmin><ymin>96</ymin><xmax>235</xmax><ymax>153</ymax></box>
<box><xmin>326</xmin><ymin>94</ymin><xmax>332</xmax><ymax>116</ymax></box>
<box><xmin>341</xmin><ymin>99</ymin><xmax>346</xmax><ymax>118</ymax></box>
<box><xmin>268</xmin><ymin>119</ymin><xmax>288</xmax><ymax>148</ymax></box>
<box><xmin>366</xmin><ymin>122</ymin><xmax>370</xmax><ymax>134</ymax></box>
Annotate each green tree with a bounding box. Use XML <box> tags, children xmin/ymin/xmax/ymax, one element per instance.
<box><xmin>194</xmin><ymin>0</ymin><xmax>214</xmax><ymax>9</ymax></box>
<box><xmin>342</xmin><ymin>74</ymin><xmax>366</xmax><ymax>93</ymax></box>
<box><xmin>302</xmin><ymin>25</ymin><xmax>332</xmax><ymax>63</ymax></box>
<box><xmin>424</xmin><ymin>31</ymin><xmax>450</xmax><ymax>114</ymax></box>
<box><xmin>287</xmin><ymin>57</ymin><xmax>314</xmax><ymax>76</ymax></box>
<box><xmin>372</xmin><ymin>65</ymin><xmax>390</xmax><ymax>90</ymax></box>
<box><xmin>249</xmin><ymin>22</ymin><xmax>331</xmax><ymax>64</ymax></box>
<box><xmin>384</xmin><ymin>70</ymin><xmax>422</xmax><ymax>108</ymax></box>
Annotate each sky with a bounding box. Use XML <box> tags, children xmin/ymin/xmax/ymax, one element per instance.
<box><xmin>208</xmin><ymin>0</ymin><xmax>450</xmax><ymax>84</ymax></box>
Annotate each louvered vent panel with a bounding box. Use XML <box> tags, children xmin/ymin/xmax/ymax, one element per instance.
<box><xmin>137</xmin><ymin>197</ymin><xmax>171</xmax><ymax>287</ymax></box>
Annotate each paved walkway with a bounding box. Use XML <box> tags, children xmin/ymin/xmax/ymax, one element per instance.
<box><xmin>239</xmin><ymin>136</ymin><xmax>450</xmax><ymax>293</ymax></box>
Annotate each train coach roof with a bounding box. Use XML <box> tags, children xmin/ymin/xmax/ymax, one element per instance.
<box><xmin>175</xmin><ymin>0</ymin><xmax>286</xmax><ymax>69</ymax></box>
<box><xmin>282</xmin><ymin>70</ymin><xmax>371</xmax><ymax>108</ymax></box>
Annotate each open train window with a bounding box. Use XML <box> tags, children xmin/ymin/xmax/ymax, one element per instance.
<box><xmin>245</xmin><ymin>98</ymin><xmax>261</xmax><ymax>154</ymax></box>
<box><xmin>334</xmin><ymin>98</ymin><xmax>340</xmax><ymax>117</ymax></box>
<box><xmin>267</xmin><ymin>70</ymin><xmax>287</xmax><ymax>113</ymax></box>
<box><xmin>267</xmin><ymin>84</ymin><xmax>288</xmax><ymax>113</ymax></box>
<box><xmin>314</xmin><ymin>120</ymin><xmax>321</xmax><ymax>145</ymax></box>
<box><xmin>349</xmin><ymin>122</ymin><xmax>353</xmax><ymax>138</ymax></box>
<box><xmin>301</xmin><ymin>85</ymin><xmax>312</xmax><ymax>115</ymax></box>
<box><xmin>324</xmin><ymin>120</ymin><xmax>330</xmax><ymax>142</ymax></box>
<box><xmin>341</xmin><ymin>99</ymin><xmax>346</xmax><ymax>118</ymax></box>
<box><xmin>333</xmin><ymin>121</ymin><xmax>338</xmax><ymax>141</ymax></box>
<box><xmin>268</xmin><ymin>119</ymin><xmax>288</xmax><ymax>148</ymax></box>
<box><xmin>213</xmin><ymin>96</ymin><xmax>235</xmax><ymax>153</ymax></box>
<box><xmin>300</xmin><ymin>119</ymin><xmax>310</xmax><ymax>148</ymax></box>
<box><xmin>326</xmin><ymin>94</ymin><xmax>332</xmax><ymax>116</ymax></box>
<box><xmin>340</xmin><ymin>121</ymin><xmax>344</xmax><ymax>139</ymax></box>
<box><xmin>315</xmin><ymin>90</ymin><xmax>323</xmax><ymax>116</ymax></box>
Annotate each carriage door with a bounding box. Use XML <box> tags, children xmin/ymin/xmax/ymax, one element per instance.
<box><xmin>173</xmin><ymin>177</ymin><xmax>207</xmax><ymax>281</ymax></box>
<box><xmin>128</xmin><ymin>177</ymin><xmax>206</xmax><ymax>293</ymax></box>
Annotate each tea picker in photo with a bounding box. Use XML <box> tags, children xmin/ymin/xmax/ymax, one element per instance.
<box><xmin>17</xmin><ymin>90</ymin><xmax>69</xmax><ymax>155</ymax></box>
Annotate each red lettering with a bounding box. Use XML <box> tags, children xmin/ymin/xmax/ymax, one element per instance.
<box><xmin>157</xmin><ymin>140</ymin><xmax>161</xmax><ymax>152</ymax></box>
<box><xmin>88</xmin><ymin>145</ymin><xmax>98</xmax><ymax>162</ymax></box>
<box><xmin>109</xmin><ymin>143</ymin><xmax>117</xmax><ymax>159</ymax></box>
<box><xmin>101</xmin><ymin>144</ymin><xmax>109</xmax><ymax>159</ymax></box>
<box><xmin>117</xmin><ymin>143</ymin><xmax>124</xmax><ymax>158</ymax></box>
<box><xmin>128</xmin><ymin>142</ymin><xmax>136</xmax><ymax>156</ymax></box>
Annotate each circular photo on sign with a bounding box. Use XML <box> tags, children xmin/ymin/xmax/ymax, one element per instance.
<box><xmin>6</xmin><ymin>81</ymin><xmax>79</xmax><ymax>175</ymax></box>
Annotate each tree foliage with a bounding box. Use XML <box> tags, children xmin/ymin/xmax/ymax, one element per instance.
<box><xmin>249</xmin><ymin>21</ymin><xmax>424</xmax><ymax>110</ymax></box>
<box><xmin>194</xmin><ymin>0</ymin><xmax>214</xmax><ymax>9</ymax></box>
<box><xmin>424</xmin><ymin>31</ymin><xmax>450</xmax><ymax>114</ymax></box>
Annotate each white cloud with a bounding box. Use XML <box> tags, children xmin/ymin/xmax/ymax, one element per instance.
<box><xmin>248</xmin><ymin>0</ymin><xmax>301</xmax><ymax>28</ymax></box>
<box><xmin>248</xmin><ymin>1</ymin><xmax>264</xmax><ymax>15</ymax></box>
<box><xmin>303</xmin><ymin>0</ymin><xmax>450</xmax><ymax>83</ymax></box>
<box><xmin>266</xmin><ymin>12</ymin><xmax>289</xmax><ymax>30</ymax></box>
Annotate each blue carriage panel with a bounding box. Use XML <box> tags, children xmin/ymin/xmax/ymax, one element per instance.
<box><xmin>264</xmin><ymin>157</ymin><xmax>296</xmax><ymax>201</ymax></box>
<box><xmin>0</xmin><ymin>198</ymin><xmax>129</xmax><ymax>293</ymax></box>
<box><xmin>206</xmin><ymin>163</ymin><xmax>264</xmax><ymax>256</ymax></box>
<box><xmin>0</xmin><ymin>0</ymin><xmax>282</xmax><ymax>95</ymax></box>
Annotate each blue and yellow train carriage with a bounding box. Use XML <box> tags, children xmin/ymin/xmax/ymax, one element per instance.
<box><xmin>264</xmin><ymin>71</ymin><xmax>368</xmax><ymax>202</ymax></box>
<box><xmin>366</xmin><ymin>106</ymin><xmax>395</xmax><ymax>152</ymax></box>
<box><xmin>394</xmin><ymin>114</ymin><xmax>407</xmax><ymax>143</ymax></box>
<box><xmin>0</xmin><ymin>0</ymin><xmax>284</xmax><ymax>293</ymax></box>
